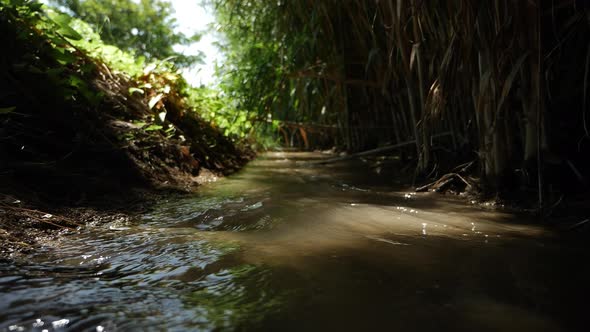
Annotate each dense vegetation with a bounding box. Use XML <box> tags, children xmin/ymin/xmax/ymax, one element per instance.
<box><xmin>211</xmin><ymin>0</ymin><xmax>590</xmax><ymax>201</ymax></box>
<box><xmin>54</xmin><ymin>0</ymin><xmax>201</xmax><ymax>67</ymax></box>
<box><xmin>1</xmin><ymin>2</ymin><xmax>589</xmax><ymax>329</ymax></box>
<box><xmin>0</xmin><ymin>0</ymin><xmax>250</xmax><ymax>206</ymax></box>
<box><xmin>1</xmin><ymin>0</ymin><xmax>588</xmax><ymax>205</ymax></box>
<box><xmin>52</xmin><ymin>0</ymin><xmax>276</xmax><ymax>147</ymax></box>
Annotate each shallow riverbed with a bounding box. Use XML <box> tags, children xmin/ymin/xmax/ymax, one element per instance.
<box><xmin>1</xmin><ymin>152</ymin><xmax>588</xmax><ymax>331</ymax></box>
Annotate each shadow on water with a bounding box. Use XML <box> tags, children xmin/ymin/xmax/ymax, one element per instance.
<box><xmin>1</xmin><ymin>152</ymin><xmax>589</xmax><ymax>331</ymax></box>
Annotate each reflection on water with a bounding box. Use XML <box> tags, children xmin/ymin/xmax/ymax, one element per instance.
<box><xmin>1</xmin><ymin>152</ymin><xmax>589</xmax><ymax>331</ymax></box>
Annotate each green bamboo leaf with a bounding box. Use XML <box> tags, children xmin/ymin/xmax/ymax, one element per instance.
<box><xmin>0</xmin><ymin>107</ymin><xmax>16</xmax><ymax>114</ymax></box>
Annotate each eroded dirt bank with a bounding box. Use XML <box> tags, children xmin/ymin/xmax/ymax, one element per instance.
<box><xmin>0</xmin><ymin>10</ymin><xmax>253</xmax><ymax>256</ymax></box>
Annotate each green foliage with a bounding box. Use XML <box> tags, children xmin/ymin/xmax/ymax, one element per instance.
<box><xmin>213</xmin><ymin>1</ymin><xmax>279</xmax><ymax>114</ymax></box>
<box><xmin>0</xmin><ymin>0</ymin><xmax>101</xmax><ymax>105</ymax></box>
<box><xmin>0</xmin><ymin>106</ymin><xmax>16</xmax><ymax>114</ymax></box>
<box><xmin>64</xmin><ymin>15</ymin><xmax>147</xmax><ymax>76</ymax></box>
<box><xmin>186</xmin><ymin>85</ymin><xmax>279</xmax><ymax>150</ymax></box>
<box><xmin>1</xmin><ymin>0</ymin><xmax>262</xmax><ymax>151</ymax></box>
<box><xmin>53</xmin><ymin>0</ymin><xmax>202</xmax><ymax>67</ymax></box>
<box><xmin>210</xmin><ymin>0</ymin><xmax>590</xmax><ymax>192</ymax></box>
<box><xmin>209</xmin><ymin>0</ymin><xmax>338</xmax><ymax>149</ymax></box>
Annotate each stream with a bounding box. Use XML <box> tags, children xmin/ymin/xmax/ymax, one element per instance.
<box><xmin>1</xmin><ymin>152</ymin><xmax>588</xmax><ymax>331</ymax></box>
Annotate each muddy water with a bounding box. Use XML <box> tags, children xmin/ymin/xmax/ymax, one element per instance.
<box><xmin>1</xmin><ymin>152</ymin><xmax>588</xmax><ymax>331</ymax></box>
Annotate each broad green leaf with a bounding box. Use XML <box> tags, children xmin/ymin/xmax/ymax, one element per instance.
<box><xmin>145</xmin><ymin>124</ymin><xmax>163</xmax><ymax>131</ymax></box>
<box><xmin>48</xmin><ymin>12</ymin><xmax>83</xmax><ymax>40</ymax></box>
<box><xmin>57</xmin><ymin>26</ymin><xmax>83</xmax><ymax>40</ymax></box>
<box><xmin>68</xmin><ymin>75</ymin><xmax>85</xmax><ymax>88</ymax></box>
<box><xmin>29</xmin><ymin>1</ymin><xmax>44</xmax><ymax>12</ymax></box>
<box><xmin>51</xmin><ymin>13</ymin><xmax>73</xmax><ymax>27</ymax></box>
<box><xmin>131</xmin><ymin>121</ymin><xmax>147</xmax><ymax>128</ymax></box>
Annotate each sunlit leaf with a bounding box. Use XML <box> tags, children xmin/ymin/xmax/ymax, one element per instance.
<box><xmin>143</xmin><ymin>63</ymin><xmax>157</xmax><ymax>75</ymax></box>
<box><xmin>57</xmin><ymin>27</ymin><xmax>82</xmax><ymax>41</ymax></box>
<box><xmin>145</xmin><ymin>124</ymin><xmax>163</xmax><ymax>131</ymax></box>
<box><xmin>128</xmin><ymin>87</ymin><xmax>144</xmax><ymax>95</ymax></box>
<box><xmin>148</xmin><ymin>94</ymin><xmax>164</xmax><ymax>109</ymax></box>
<box><xmin>49</xmin><ymin>13</ymin><xmax>83</xmax><ymax>40</ymax></box>
<box><xmin>132</xmin><ymin>121</ymin><xmax>147</xmax><ymax>128</ymax></box>
<box><xmin>158</xmin><ymin>111</ymin><xmax>167</xmax><ymax>122</ymax></box>
<box><xmin>51</xmin><ymin>13</ymin><xmax>73</xmax><ymax>26</ymax></box>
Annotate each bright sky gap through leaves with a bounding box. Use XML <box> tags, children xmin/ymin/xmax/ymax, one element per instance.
<box><xmin>169</xmin><ymin>0</ymin><xmax>220</xmax><ymax>86</ymax></box>
<box><xmin>40</xmin><ymin>0</ymin><xmax>220</xmax><ymax>86</ymax></box>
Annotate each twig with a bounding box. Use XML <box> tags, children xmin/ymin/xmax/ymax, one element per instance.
<box><xmin>415</xmin><ymin>172</ymin><xmax>472</xmax><ymax>192</ymax></box>
<box><xmin>305</xmin><ymin>140</ymin><xmax>417</xmax><ymax>165</ymax></box>
<box><xmin>28</xmin><ymin>216</ymin><xmax>77</xmax><ymax>230</ymax></box>
<box><xmin>415</xmin><ymin>179</ymin><xmax>438</xmax><ymax>192</ymax></box>
<box><xmin>0</xmin><ymin>204</ymin><xmax>81</xmax><ymax>227</ymax></box>
<box><xmin>451</xmin><ymin>160</ymin><xmax>476</xmax><ymax>174</ymax></box>
<box><xmin>567</xmin><ymin>219</ymin><xmax>589</xmax><ymax>231</ymax></box>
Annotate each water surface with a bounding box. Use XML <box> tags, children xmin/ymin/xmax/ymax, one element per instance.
<box><xmin>1</xmin><ymin>152</ymin><xmax>588</xmax><ymax>331</ymax></box>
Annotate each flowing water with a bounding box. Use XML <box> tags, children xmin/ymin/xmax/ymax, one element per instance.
<box><xmin>1</xmin><ymin>152</ymin><xmax>588</xmax><ymax>331</ymax></box>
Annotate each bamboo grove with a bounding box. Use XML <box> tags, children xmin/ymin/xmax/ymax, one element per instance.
<box><xmin>211</xmin><ymin>0</ymin><xmax>590</xmax><ymax>192</ymax></box>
